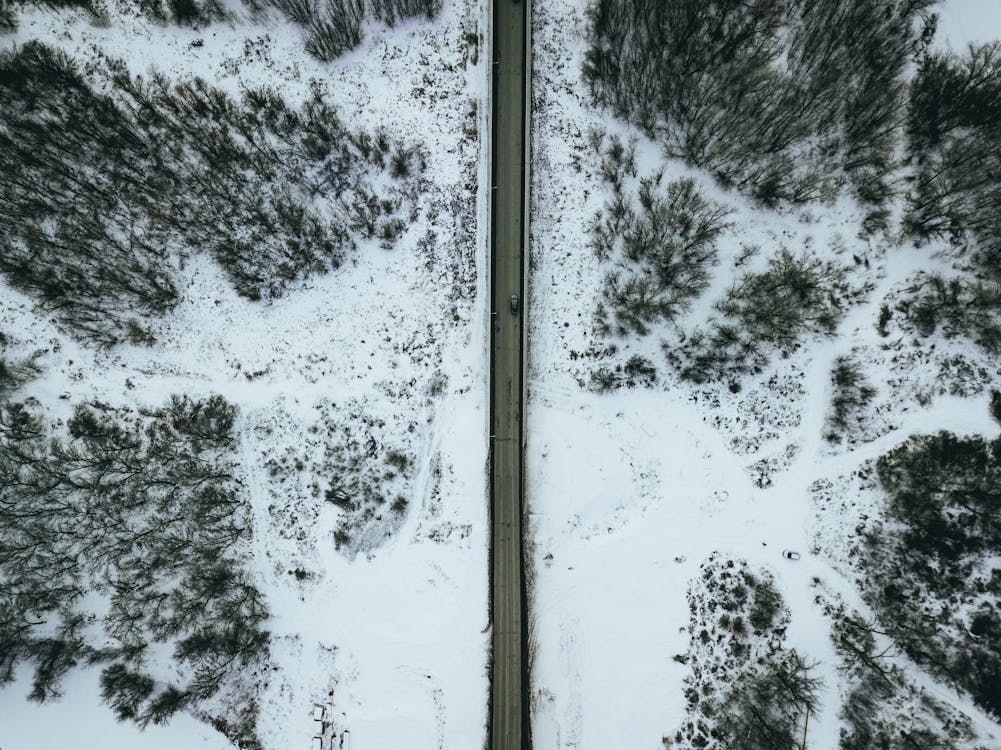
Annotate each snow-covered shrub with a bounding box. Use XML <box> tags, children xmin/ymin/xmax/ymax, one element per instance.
<box><xmin>303</xmin><ymin>0</ymin><xmax>365</xmax><ymax>60</ymax></box>
<box><xmin>320</xmin><ymin>408</ymin><xmax>414</xmax><ymax>555</ymax></box>
<box><xmin>664</xmin><ymin>555</ymin><xmax>819</xmax><ymax>750</ymax></box>
<box><xmin>668</xmin><ymin>249</ymin><xmax>853</xmax><ymax>384</ymax></box>
<box><xmin>824</xmin><ymin>356</ymin><xmax>877</xmax><ymax>443</ymax></box>
<box><xmin>893</xmin><ymin>273</ymin><xmax>1001</xmax><ymax>355</ymax></box>
<box><xmin>588</xmin><ymin>354</ymin><xmax>657</xmax><ymax>392</ymax></box>
<box><xmin>858</xmin><ymin>432</ymin><xmax>1001</xmax><ymax>717</ymax></box>
<box><xmin>592</xmin><ymin>173</ymin><xmax>730</xmax><ymax>337</ymax></box>
<box><xmin>260</xmin><ymin>0</ymin><xmax>442</xmax><ymax>61</ymax></box>
<box><xmin>258</xmin><ymin>400</ymin><xmax>416</xmax><ymax>557</ymax></box>
<box><xmin>0</xmin><ymin>394</ymin><xmax>267</xmax><ymax>743</ymax></box>
<box><xmin>583</xmin><ymin>0</ymin><xmax>932</xmax><ymax>207</ymax></box>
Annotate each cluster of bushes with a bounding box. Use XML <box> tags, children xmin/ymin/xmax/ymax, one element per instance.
<box><xmin>824</xmin><ymin>356</ymin><xmax>877</xmax><ymax>443</ymax></box>
<box><xmin>666</xmin><ymin>248</ymin><xmax>853</xmax><ymax>384</ymax></box>
<box><xmin>895</xmin><ymin>273</ymin><xmax>1001</xmax><ymax>354</ymax></box>
<box><xmin>589</xmin><ymin>353</ymin><xmax>656</xmax><ymax>392</ymax></box>
<box><xmin>0</xmin><ymin>394</ymin><xmax>268</xmax><ymax>745</ymax></box>
<box><xmin>858</xmin><ymin>431</ymin><xmax>1001</xmax><ymax>717</ymax></box>
<box><xmin>583</xmin><ymin>0</ymin><xmax>934</xmax><ymax>207</ymax></box>
<box><xmin>665</xmin><ymin>555</ymin><xmax>820</xmax><ymax>750</ymax></box>
<box><xmin>261</xmin><ymin>401</ymin><xmax>415</xmax><ymax>556</ymax></box>
<box><xmin>320</xmin><ymin>407</ymin><xmax>413</xmax><ymax>554</ymax></box>
<box><xmin>253</xmin><ymin>0</ymin><xmax>441</xmax><ymax>61</ymax></box>
<box><xmin>0</xmin><ymin>42</ymin><xmax>423</xmax><ymax>346</ymax></box>
<box><xmin>590</xmin><ymin>141</ymin><xmax>731</xmax><ymax>337</ymax></box>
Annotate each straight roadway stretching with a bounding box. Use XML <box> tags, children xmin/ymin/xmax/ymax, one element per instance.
<box><xmin>489</xmin><ymin>0</ymin><xmax>529</xmax><ymax>748</ymax></box>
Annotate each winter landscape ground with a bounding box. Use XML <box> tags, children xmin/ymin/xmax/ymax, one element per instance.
<box><xmin>3</xmin><ymin>0</ymin><xmax>1001</xmax><ymax>749</ymax></box>
<box><xmin>529</xmin><ymin>0</ymin><xmax>1001</xmax><ymax>749</ymax></box>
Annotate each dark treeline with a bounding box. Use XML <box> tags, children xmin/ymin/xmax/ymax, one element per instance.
<box><xmin>584</xmin><ymin>0</ymin><xmax>934</xmax><ymax>208</ymax></box>
<box><xmin>0</xmin><ymin>42</ymin><xmax>423</xmax><ymax>346</ymax></box>
<box><xmin>827</xmin><ymin>601</ymin><xmax>978</xmax><ymax>749</ymax></box>
<box><xmin>906</xmin><ymin>42</ymin><xmax>1001</xmax><ymax>264</ymax></box>
<box><xmin>0</xmin><ymin>393</ymin><xmax>267</xmax><ymax>745</ymax></box>
<box><xmin>0</xmin><ymin>332</ymin><xmax>41</xmax><ymax>400</ymax></box>
<box><xmin>896</xmin><ymin>43</ymin><xmax>1001</xmax><ymax>353</ymax></box>
<box><xmin>861</xmin><ymin>431</ymin><xmax>1001</xmax><ymax>718</ymax></box>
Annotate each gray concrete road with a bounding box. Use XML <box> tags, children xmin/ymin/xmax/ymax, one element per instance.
<box><xmin>489</xmin><ymin>0</ymin><xmax>528</xmax><ymax>748</ymax></box>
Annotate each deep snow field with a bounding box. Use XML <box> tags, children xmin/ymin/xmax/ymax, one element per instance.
<box><xmin>527</xmin><ymin>0</ymin><xmax>1001</xmax><ymax>748</ymax></box>
<box><xmin>0</xmin><ymin>1</ymin><xmax>490</xmax><ymax>747</ymax></box>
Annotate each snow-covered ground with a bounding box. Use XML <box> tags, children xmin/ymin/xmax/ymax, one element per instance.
<box><xmin>0</xmin><ymin>1</ymin><xmax>491</xmax><ymax>748</ymax></box>
<box><xmin>527</xmin><ymin>1</ymin><xmax>1001</xmax><ymax>748</ymax></box>
<box><xmin>934</xmin><ymin>0</ymin><xmax>1001</xmax><ymax>53</ymax></box>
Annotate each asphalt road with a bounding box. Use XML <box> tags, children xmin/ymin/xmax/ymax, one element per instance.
<box><xmin>489</xmin><ymin>0</ymin><xmax>528</xmax><ymax>748</ymax></box>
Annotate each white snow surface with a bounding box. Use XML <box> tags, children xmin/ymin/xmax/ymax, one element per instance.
<box><xmin>0</xmin><ymin>1</ymin><xmax>491</xmax><ymax>748</ymax></box>
<box><xmin>527</xmin><ymin>0</ymin><xmax>1001</xmax><ymax>749</ymax></box>
<box><xmin>934</xmin><ymin>0</ymin><xmax>1001</xmax><ymax>53</ymax></box>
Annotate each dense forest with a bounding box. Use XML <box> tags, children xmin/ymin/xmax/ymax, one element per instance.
<box><xmin>0</xmin><ymin>391</ymin><xmax>268</xmax><ymax>745</ymax></box>
<box><xmin>860</xmin><ymin>431</ymin><xmax>1001</xmax><ymax>718</ymax></box>
<box><xmin>0</xmin><ymin>42</ymin><xmax>424</xmax><ymax>345</ymax></box>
